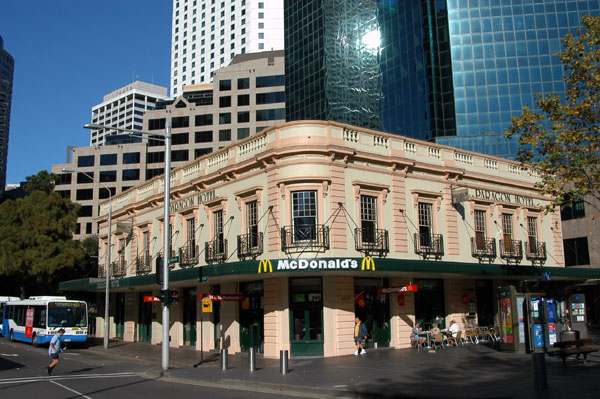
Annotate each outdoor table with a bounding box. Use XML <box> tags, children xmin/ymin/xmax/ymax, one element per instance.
<box><xmin>419</xmin><ymin>331</ymin><xmax>432</xmax><ymax>348</ymax></box>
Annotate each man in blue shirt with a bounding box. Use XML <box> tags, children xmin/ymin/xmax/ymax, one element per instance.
<box><xmin>46</xmin><ymin>328</ymin><xmax>65</xmax><ymax>375</ymax></box>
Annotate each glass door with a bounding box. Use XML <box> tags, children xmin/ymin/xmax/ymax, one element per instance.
<box><xmin>137</xmin><ymin>292</ymin><xmax>152</xmax><ymax>343</ymax></box>
<box><xmin>114</xmin><ymin>293</ymin><xmax>125</xmax><ymax>339</ymax></box>
<box><xmin>414</xmin><ymin>279</ymin><xmax>446</xmax><ymax>330</ymax></box>
<box><xmin>355</xmin><ymin>278</ymin><xmax>390</xmax><ymax>348</ymax></box>
<box><xmin>289</xmin><ymin>277</ymin><xmax>323</xmax><ymax>356</ymax></box>
<box><xmin>183</xmin><ymin>287</ymin><xmax>197</xmax><ymax>346</ymax></box>
<box><xmin>239</xmin><ymin>281</ymin><xmax>264</xmax><ymax>352</ymax></box>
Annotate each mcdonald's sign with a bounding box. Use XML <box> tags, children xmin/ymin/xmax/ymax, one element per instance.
<box><xmin>258</xmin><ymin>259</ymin><xmax>273</xmax><ymax>273</ymax></box>
<box><xmin>361</xmin><ymin>257</ymin><xmax>376</xmax><ymax>271</ymax></box>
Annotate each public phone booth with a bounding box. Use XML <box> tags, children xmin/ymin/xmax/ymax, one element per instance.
<box><xmin>497</xmin><ymin>286</ymin><xmax>562</xmax><ymax>352</ymax></box>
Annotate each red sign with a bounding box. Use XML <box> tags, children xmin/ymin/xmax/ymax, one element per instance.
<box><xmin>25</xmin><ymin>308</ymin><xmax>34</xmax><ymax>338</ymax></box>
<box><xmin>377</xmin><ymin>285</ymin><xmax>418</xmax><ymax>294</ymax></box>
<box><xmin>198</xmin><ymin>294</ymin><xmax>244</xmax><ymax>302</ymax></box>
<box><xmin>397</xmin><ymin>293</ymin><xmax>405</xmax><ymax>306</ymax></box>
<box><xmin>143</xmin><ymin>296</ymin><xmax>161</xmax><ymax>303</ymax></box>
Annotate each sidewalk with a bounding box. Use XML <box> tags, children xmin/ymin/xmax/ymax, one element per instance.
<box><xmin>86</xmin><ymin>338</ymin><xmax>600</xmax><ymax>399</ymax></box>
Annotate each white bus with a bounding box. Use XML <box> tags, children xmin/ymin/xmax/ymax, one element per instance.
<box><xmin>0</xmin><ymin>296</ymin><xmax>20</xmax><ymax>335</ymax></box>
<box><xmin>1</xmin><ymin>296</ymin><xmax>88</xmax><ymax>346</ymax></box>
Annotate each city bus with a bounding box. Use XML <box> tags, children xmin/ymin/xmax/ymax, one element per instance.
<box><xmin>1</xmin><ymin>296</ymin><xmax>88</xmax><ymax>346</ymax></box>
<box><xmin>0</xmin><ymin>296</ymin><xmax>20</xmax><ymax>335</ymax></box>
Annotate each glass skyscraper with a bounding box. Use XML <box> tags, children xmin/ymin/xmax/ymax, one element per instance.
<box><xmin>284</xmin><ymin>0</ymin><xmax>600</xmax><ymax>159</ymax></box>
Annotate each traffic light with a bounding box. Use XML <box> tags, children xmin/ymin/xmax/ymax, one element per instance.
<box><xmin>155</xmin><ymin>255</ymin><xmax>163</xmax><ymax>285</ymax></box>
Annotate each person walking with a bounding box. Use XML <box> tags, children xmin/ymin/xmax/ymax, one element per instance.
<box><xmin>354</xmin><ymin>316</ymin><xmax>368</xmax><ymax>356</ymax></box>
<box><xmin>46</xmin><ymin>328</ymin><xmax>65</xmax><ymax>375</ymax></box>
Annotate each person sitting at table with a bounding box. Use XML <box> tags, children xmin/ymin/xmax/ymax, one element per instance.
<box><xmin>429</xmin><ymin>322</ymin><xmax>441</xmax><ymax>338</ymax></box>
<box><xmin>448</xmin><ymin>319</ymin><xmax>460</xmax><ymax>337</ymax></box>
<box><xmin>410</xmin><ymin>322</ymin><xmax>426</xmax><ymax>348</ymax></box>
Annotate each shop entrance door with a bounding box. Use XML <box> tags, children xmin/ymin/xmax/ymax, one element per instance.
<box><xmin>290</xmin><ymin>277</ymin><xmax>323</xmax><ymax>356</ymax></box>
<box><xmin>183</xmin><ymin>288</ymin><xmax>197</xmax><ymax>346</ymax></box>
<box><xmin>239</xmin><ymin>281</ymin><xmax>263</xmax><ymax>352</ymax></box>
<box><xmin>138</xmin><ymin>292</ymin><xmax>152</xmax><ymax>343</ymax></box>
<box><xmin>114</xmin><ymin>293</ymin><xmax>125</xmax><ymax>340</ymax></box>
<box><xmin>414</xmin><ymin>279</ymin><xmax>446</xmax><ymax>330</ymax></box>
<box><xmin>354</xmin><ymin>278</ymin><xmax>391</xmax><ymax>348</ymax></box>
<box><xmin>476</xmin><ymin>280</ymin><xmax>495</xmax><ymax>326</ymax></box>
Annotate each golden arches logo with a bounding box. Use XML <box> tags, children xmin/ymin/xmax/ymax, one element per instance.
<box><xmin>258</xmin><ymin>259</ymin><xmax>273</xmax><ymax>274</ymax></box>
<box><xmin>361</xmin><ymin>257</ymin><xmax>376</xmax><ymax>271</ymax></box>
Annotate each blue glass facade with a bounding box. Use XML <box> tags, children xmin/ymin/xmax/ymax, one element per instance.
<box><xmin>284</xmin><ymin>0</ymin><xmax>600</xmax><ymax>158</ymax></box>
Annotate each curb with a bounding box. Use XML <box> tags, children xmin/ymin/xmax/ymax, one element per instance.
<box><xmin>159</xmin><ymin>372</ymin><xmax>353</xmax><ymax>398</ymax></box>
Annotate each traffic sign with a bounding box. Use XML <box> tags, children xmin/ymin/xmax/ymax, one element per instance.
<box><xmin>201</xmin><ymin>297</ymin><xmax>212</xmax><ymax>313</ymax></box>
<box><xmin>168</xmin><ymin>256</ymin><xmax>180</xmax><ymax>264</ymax></box>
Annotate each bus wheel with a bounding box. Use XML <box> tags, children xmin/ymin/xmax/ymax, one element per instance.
<box><xmin>32</xmin><ymin>334</ymin><xmax>38</xmax><ymax>347</ymax></box>
<box><xmin>9</xmin><ymin>330</ymin><xmax>14</xmax><ymax>342</ymax></box>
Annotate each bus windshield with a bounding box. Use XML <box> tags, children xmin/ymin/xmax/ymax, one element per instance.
<box><xmin>48</xmin><ymin>302</ymin><xmax>87</xmax><ymax>327</ymax></box>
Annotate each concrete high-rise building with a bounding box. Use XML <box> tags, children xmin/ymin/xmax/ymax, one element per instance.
<box><xmin>89</xmin><ymin>81</ymin><xmax>170</xmax><ymax>146</ymax></box>
<box><xmin>170</xmin><ymin>0</ymin><xmax>284</xmax><ymax>96</ymax></box>
<box><xmin>53</xmin><ymin>51</ymin><xmax>285</xmax><ymax>238</ymax></box>
<box><xmin>284</xmin><ymin>0</ymin><xmax>600</xmax><ymax>159</ymax></box>
<box><xmin>0</xmin><ymin>36</ymin><xmax>15</xmax><ymax>191</ymax></box>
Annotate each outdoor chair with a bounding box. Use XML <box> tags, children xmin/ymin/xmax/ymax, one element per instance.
<box><xmin>464</xmin><ymin>328</ymin><xmax>478</xmax><ymax>344</ymax></box>
<box><xmin>431</xmin><ymin>332</ymin><xmax>444</xmax><ymax>349</ymax></box>
<box><xmin>447</xmin><ymin>330</ymin><xmax>463</xmax><ymax>347</ymax></box>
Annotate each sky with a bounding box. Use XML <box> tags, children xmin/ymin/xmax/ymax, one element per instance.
<box><xmin>0</xmin><ymin>0</ymin><xmax>172</xmax><ymax>185</ymax></box>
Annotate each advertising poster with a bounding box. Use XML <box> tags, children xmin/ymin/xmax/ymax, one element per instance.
<box><xmin>548</xmin><ymin>323</ymin><xmax>557</xmax><ymax>346</ymax></box>
<box><xmin>533</xmin><ymin>324</ymin><xmax>545</xmax><ymax>348</ymax></box>
<box><xmin>517</xmin><ymin>297</ymin><xmax>525</xmax><ymax>344</ymax></box>
<box><xmin>25</xmin><ymin>308</ymin><xmax>34</xmax><ymax>338</ymax></box>
<box><xmin>500</xmin><ymin>297</ymin><xmax>513</xmax><ymax>343</ymax></box>
<box><xmin>546</xmin><ymin>298</ymin><xmax>556</xmax><ymax>324</ymax></box>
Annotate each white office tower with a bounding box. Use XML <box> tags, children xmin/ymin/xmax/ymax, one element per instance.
<box><xmin>170</xmin><ymin>0</ymin><xmax>284</xmax><ymax>96</ymax></box>
<box><xmin>89</xmin><ymin>81</ymin><xmax>170</xmax><ymax>146</ymax></box>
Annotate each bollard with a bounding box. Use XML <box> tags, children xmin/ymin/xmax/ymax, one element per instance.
<box><xmin>280</xmin><ymin>349</ymin><xmax>289</xmax><ymax>374</ymax></box>
<box><xmin>531</xmin><ymin>352</ymin><xmax>547</xmax><ymax>391</ymax></box>
<box><xmin>248</xmin><ymin>347</ymin><xmax>256</xmax><ymax>372</ymax></box>
<box><xmin>221</xmin><ymin>348</ymin><xmax>228</xmax><ymax>370</ymax></box>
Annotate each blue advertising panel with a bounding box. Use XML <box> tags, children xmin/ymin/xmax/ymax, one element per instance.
<box><xmin>546</xmin><ymin>298</ymin><xmax>556</xmax><ymax>323</ymax></box>
<box><xmin>533</xmin><ymin>324</ymin><xmax>545</xmax><ymax>348</ymax></box>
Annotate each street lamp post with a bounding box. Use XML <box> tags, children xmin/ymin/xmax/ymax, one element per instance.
<box><xmin>62</xmin><ymin>168</ymin><xmax>112</xmax><ymax>350</ymax></box>
<box><xmin>83</xmin><ymin>122</ymin><xmax>172</xmax><ymax>370</ymax></box>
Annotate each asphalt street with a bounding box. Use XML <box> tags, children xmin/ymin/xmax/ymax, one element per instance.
<box><xmin>0</xmin><ymin>339</ymin><xmax>323</xmax><ymax>399</ymax></box>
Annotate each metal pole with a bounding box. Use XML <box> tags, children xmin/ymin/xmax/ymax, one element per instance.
<box><xmin>280</xmin><ymin>349</ymin><xmax>288</xmax><ymax>374</ymax></box>
<box><xmin>249</xmin><ymin>347</ymin><xmax>256</xmax><ymax>372</ymax></box>
<box><xmin>221</xmin><ymin>348</ymin><xmax>228</xmax><ymax>370</ymax></box>
<box><xmin>162</xmin><ymin>122</ymin><xmax>172</xmax><ymax>370</ymax></box>
<box><xmin>200</xmin><ymin>310</ymin><xmax>204</xmax><ymax>365</ymax></box>
<box><xmin>104</xmin><ymin>194</ymin><xmax>112</xmax><ymax>349</ymax></box>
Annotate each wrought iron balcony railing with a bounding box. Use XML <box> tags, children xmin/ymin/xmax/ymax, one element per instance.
<box><xmin>471</xmin><ymin>237</ymin><xmax>497</xmax><ymax>262</ymax></box>
<box><xmin>98</xmin><ymin>266</ymin><xmax>106</xmax><ymax>279</ymax></box>
<box><xmin>136</xmin><ymin>255</ymin><xmax>152</xmax><ymax>275</ymax></box>
<box><xmin>281</xmin><ymin>224</ymin><xmax>330</xmax><ymax>253</ymax></box>
<box><xmin>354</xmin><ymin>228</ymin><xmax>389</xmax><ymax>256</ymax></box>
<box><xmin>112</xmin><ymin>260</ymin><xmax>126</xmax><ymax>278</ymax></box>
<box><xmin>205</xmin><ymin>238</ymin><xmax>227</xmax><ymax>264</ymax></box>
<box><xmin>414</xmin><ymin>233</ymin><xmax>444</xmax><ymax>259</ymax></box>
<box><xmin>499</xmin><ymin>239</ymin><xmax>523</xmax><ymax>264</ymax></box>
<box><xmin>237</xmin><ymin>232</ymin><xmax>264</xmax><ymax>259</ymax></box>
<box><xmin>179</xmin><ymin>242</ymin><xmax>199</xmax><ymax>267</ymax></box>
<box><xmin>525</xmin><ymin>241</ymin><xmax>547</xmax><ymax>264</ymax></box>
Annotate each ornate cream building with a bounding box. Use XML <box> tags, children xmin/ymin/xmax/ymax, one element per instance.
<box><xmin>62</xmin><ymin>120</ymin><xmax>598</xmax><ymax>357</ymax></box>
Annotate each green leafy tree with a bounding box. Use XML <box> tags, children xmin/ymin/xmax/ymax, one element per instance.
<box><xmin>507</xmin><ymin>15</ymin><xmax>600</xmax><ymax>210</ymax></box>
<box><xmin>0</xmin><ymin>171</ymin><xmax>85</xmax><ymax>295</ymax></box>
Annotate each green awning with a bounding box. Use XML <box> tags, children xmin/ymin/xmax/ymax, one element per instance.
<box><xmin>59</xmin><ymin>257</ymin><xmax>600</xmax><ymax>292</ymax></box>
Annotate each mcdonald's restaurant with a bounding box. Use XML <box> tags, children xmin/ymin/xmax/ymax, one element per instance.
<box><xmin>60</xmin><ymin>121</ymin><xmax>600</xmax><ymax>358</ymax></box>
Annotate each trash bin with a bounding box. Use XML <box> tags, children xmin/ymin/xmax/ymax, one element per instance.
<box><xmin>559</xmin><ymin>330</ymin><xmax>579</xmax><ymax>341</ymax></box>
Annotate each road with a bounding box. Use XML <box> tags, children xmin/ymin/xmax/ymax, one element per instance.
<box><xmin>0</xmin><ymin>339</ymin><xmax>322</xmax><ymax>399</ymax></box>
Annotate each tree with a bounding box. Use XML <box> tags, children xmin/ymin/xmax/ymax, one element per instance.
<box><xmin>507</xmin><ymin>15</ymin><xmax>600</xmax><ymax>210</ymax></box>
<box><xmin>0</xmin><ymin>171</ymin><xmax>85</xmax><ymax>295</ymax></box>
